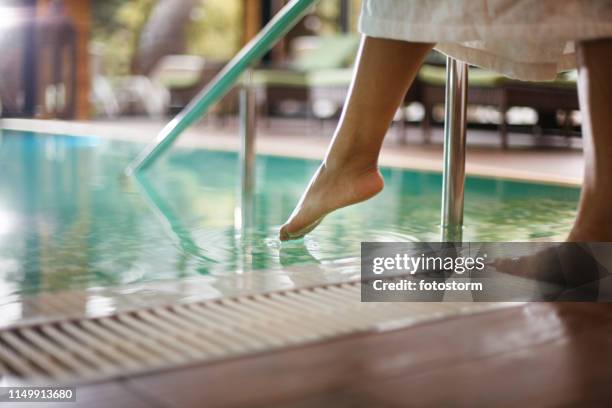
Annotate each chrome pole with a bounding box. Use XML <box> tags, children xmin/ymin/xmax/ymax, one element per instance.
<box><xmin>237</xmin><ymin>71</ymin><xmax>257</xmax><ymax>230</ymax></box>
<box><xmin>441</xmin><ymin>57</ymin><xmax>468</xmax><ymax>242</ymax></box>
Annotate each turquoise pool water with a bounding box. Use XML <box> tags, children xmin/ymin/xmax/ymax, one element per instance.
<box><xmin>0</xmin><ymin>129</ymin><xmax>579</xmax><ymax>296</ymax></box>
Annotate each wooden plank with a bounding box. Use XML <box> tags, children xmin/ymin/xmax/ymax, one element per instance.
<box><xmin>351</xmin><ymin>331</ymin><xmax>612</xmax><ymax>407</ymax></box>
<box><xmin>64</xmin><ymin>0</ymin><xmax>91</xmax><ymax>120</ymax></box>
<box><xmin>37</xmin><ymin>0</ymin><xmax>91</xmax><ymax>119</ymax></box>
<box><xmin>124</xmin><ymin>303</ymin><xmax>612</xmax><ymax>407</ymax></box>
<box><xmin>243</xmin><ymin>0</ymin><xmax>262</xmax><ymax>44</ymax></box>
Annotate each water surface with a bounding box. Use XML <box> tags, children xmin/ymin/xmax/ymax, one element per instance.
<box><xmin>0</xmin><ymin>129</ymin><xmax>579</xmax><ymax>296</ymax></box>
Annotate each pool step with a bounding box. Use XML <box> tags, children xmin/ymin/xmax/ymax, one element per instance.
<box><xmin>0</xmin><ymin>281</ymin><xmax>503</xmax><ymax>385</ymax></box>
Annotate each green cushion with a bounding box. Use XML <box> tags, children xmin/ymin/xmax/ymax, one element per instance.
<box><xmin>251</xmin><ymin>68</ymin><xmax>354</xmax><ymax>88</ymax></box>
<box><xmin>156</xmin><ymin>71</ymin><xmax>202</xmax><ymax>89</ymax></box>
<box><xmin>251</xmin><ymin>70</ymin><xmax>308</xmax><ymax>87</ymax></box>
<box><xmin>291</xmin><ymin>35</ymin><xmax>359</xmax><ymax>71</ymax></box>
<box><xmin>418</xmin><ymin>65</ymin><xmax>577</xmax><ymax>89</ymax></box>
<box><xmin>249</xmin><ymin>35</ymin><xmax>358</xmax><ymax>88</ymax></box>
<box><xmin>307</xmin><ymin>68</ymin><xmax>353</xmax><ymax>87</ymax></box>
<box><xmin>554</xmin><ymin>71</ymin><xmax>578</xmax><ymax>88</ymax></box>
<box><xmin>418</xmin><ymin>65</ymin><xmax>509</xmax><ymax>87</ymax></box>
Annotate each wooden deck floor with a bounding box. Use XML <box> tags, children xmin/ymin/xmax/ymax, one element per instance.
<box><xmin>36</xmin><ymin>303</ymin><xmax>612</xmax><ymax>408</ymax></box>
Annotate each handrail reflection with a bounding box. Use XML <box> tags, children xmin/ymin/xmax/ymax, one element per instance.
<box><xmin>131</xmin><ymin>172</ymin><xmax>215</xmax><ymax>267</ymax></box>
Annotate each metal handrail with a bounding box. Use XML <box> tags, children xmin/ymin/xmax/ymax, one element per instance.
<box><xmin>441</xmin><ymin>57</ymin><xmax>468</xmax><ymax>242</ymax></box>
<box><xmin>125</xmin><ymin>0</ymin><xmax>318</xmax><ymax>175</ymax></box>
<box><xmin>125</xmin><ymin>0</ymin><xmax>468</xmax><ymax>243</ymax></box>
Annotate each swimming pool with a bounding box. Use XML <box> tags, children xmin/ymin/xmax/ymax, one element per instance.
<box><xmin>0</xmin><ymin>129</ymin><xmax>579</xmax><ymax>301</ymax></box>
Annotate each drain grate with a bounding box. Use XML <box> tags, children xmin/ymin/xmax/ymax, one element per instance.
<box><xmin>0</xmin><ymin>281</ymin><xmax>504</xmax><ymax>385</ymax></box>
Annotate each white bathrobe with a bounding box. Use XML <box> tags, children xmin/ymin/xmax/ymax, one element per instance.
<box><xmin>359</xmin><ymin>0</ymin><xmax>612</xmax><ymax>80</ymax></box>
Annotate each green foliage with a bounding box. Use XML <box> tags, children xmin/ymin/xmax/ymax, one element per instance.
<box><xmin>185</xmin><ymin>0</ymin><xmax>242</xmax><ymax>61</ymax></box>
<box><xmin>93</xmin><ymin>0</ymin><xmax>243</xmax><ymax>75</ymax></box>
<box><xmin>91</xmin><ymin>0</ymin><xmax>359</xmax><ymax>77</ymax></box>
<box><xmin>349</xmin><ymin>0</ymin><xmax>361</xmax><ymax>31</ymax></box>
<box><xmin>310</xmin><ymin>0</ymin><xmax>361</xmax><ymax>34</ymax></box>
<box><xmin>315</xmin><ymin>0</ymin><xmax>340</xmax><ymax>34</ymax></box>
<box><xmin>92</xmin><ymin>0</ymin><xmax>156</xmax><ymax>76</ymax></box>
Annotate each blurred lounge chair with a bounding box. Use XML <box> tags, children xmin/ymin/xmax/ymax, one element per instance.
<box><xmin>252</xmin><ymin>34</ymin><xmax>360</xmax><ymax>126</ymax></box>
<box><xmin>113</xmin><ymin>75</ymin><xmax>170</xmax><ymax>118</ymax></box>
<box><xmin>92</xmin><ymin>74</ymin><xmax>169</xmax><ymax>118</ymax></box>
<box><xmin>91</xmin><ymin>75</ymin><xmax>120</xmax><ymax>118</ymax></box>
<box><xmin>150</xmin><ymin>55</ymin><xmax>235</xmax><ymax>120</ymax></box>
<box><xmin>416</xmin><ymin>64</ymin><xmax>579</xmax><ymax>148</ymax></box>
<box><xmin>90</xmin><ymin>42</ymin><xmax>169</xmax><ymax>118</ymax></box>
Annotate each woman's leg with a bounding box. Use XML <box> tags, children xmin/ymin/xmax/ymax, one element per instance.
<box><xmin>568</xmin><ymin>39</ymin><xmax>612</xmax><ymax>241</ymax></box>
<box><xmin>280</xmin><ymin>37</ymin><xmax>433</xmax><ymax>240</ymax></box>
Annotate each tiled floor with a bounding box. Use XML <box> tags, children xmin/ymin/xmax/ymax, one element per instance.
<box><xmin>0</xmin><ymin>265</ymin><xmax>362</xmax><ymax>329</ymax></box>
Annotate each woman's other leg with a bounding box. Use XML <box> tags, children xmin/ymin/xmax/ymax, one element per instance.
<box><xmin>569</xmin><ymin>39</ymin><xmax>612</xmax><ymax>241</ymax></box>
<box><xmin>280</xmin><ymin>37</ymin><xmax>433</xmax><ymax>240</ymax></box>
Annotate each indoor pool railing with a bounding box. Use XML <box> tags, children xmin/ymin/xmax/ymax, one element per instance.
<box><xmin>124</xmin><ymin>0</ymin><xmax>318</xmax><ymax>176</ymax></box>
<box><xmin>125</xmin><ymin>0</ymin><xmax>468</xmax><ymax>242</ymax></box>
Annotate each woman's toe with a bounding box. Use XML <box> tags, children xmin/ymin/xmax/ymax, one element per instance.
<box><xmin>279</xmin><ymin>224</ymin><xmax>291</xmax><ymax>241</ymax></box>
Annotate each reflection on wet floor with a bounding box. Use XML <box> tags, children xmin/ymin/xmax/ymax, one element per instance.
<box><xmin>0</xmin><ymin>129</ymin><xmax>580</xmax><ymax>326</ymax></box>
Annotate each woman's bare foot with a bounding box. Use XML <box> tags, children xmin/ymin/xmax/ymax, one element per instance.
<box><xmin>279</xmin><ymin>161</ymin><xmax>384</xmax><ymax>241</ymax></box>
<box><xmin>278</xmin><ymin>38</ymin><xmax>433</xmax><ymax>241</ymax></box>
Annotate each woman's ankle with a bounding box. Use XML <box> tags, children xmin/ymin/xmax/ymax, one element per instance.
<box><xmin>324</xmin><ymin>127</ymin><xmax>385</xmax><ymax>172</ymax></box>
<box><xmin>568</xmin><ymin>214</ymin><xmax>612</xmax><ymax>241</ymax></box>
<box><xmin>324</xmin><ymin>142</ymin><xmax>380</xmax><ymax>172</ymax></box>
